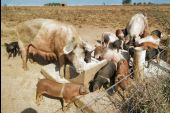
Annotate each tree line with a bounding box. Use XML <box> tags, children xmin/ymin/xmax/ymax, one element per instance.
<box><xmin>44</xmin><ymin>2</ymin><xmax>66</xmax><ymax>6</ymax></box>
<box><xmin>122</xmin><ymin>0</ymin><xmax>154</xmax><ymax>5</ymax></box>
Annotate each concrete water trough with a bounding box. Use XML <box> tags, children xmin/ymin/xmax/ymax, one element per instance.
<box><xmin>41</xmin><ymin>58</ymin><xmax>108</xmax><ymax>87</ymax></box>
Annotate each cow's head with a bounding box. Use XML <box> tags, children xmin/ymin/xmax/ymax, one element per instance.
<box><xmin>63</xmin><ymin>40</ymin><xmax>93</xmax><ymax>74</ymax></box>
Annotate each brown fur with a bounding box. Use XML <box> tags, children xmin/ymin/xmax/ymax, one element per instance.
<box><xmin>94</xmin><ymin>45</ymin><xmax>105</xmax><ymax>60</ymax></box>
<box><xmin>139</xmin><ymin>42</ymin><xmax>159</xmax><ymax>49</ymax></box>
<box><xmin>27</xmin><ymin>44</ymin><xmax>57</xmax><ymax>61</ymax></box>
<box><xmin>36</xmin><ymin>79</ymin><xmax>89</xmax><ymax>110</ymax></box>
<box><xmin>115</xmin><ymin>29</ymin><xmax>126</xmax><ymax>40</ymax></box>
<box><xmin>115</xmin><ymin>59</ymin><xmax>129</xmax><ymax>100</ymax></box>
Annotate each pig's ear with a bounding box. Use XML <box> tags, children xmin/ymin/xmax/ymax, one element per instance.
<box><xmin>63</xmin><ymin>42</ymin><xmax>74</xmax><ymax>54</ymax></box>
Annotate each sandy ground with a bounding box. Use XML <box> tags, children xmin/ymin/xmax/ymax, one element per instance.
<box><xmin>1</xmin><ymin>25</ymin><xmax>116</xmax><ymax>113</ymax></box>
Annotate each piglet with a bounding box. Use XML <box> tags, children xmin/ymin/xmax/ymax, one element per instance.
<box><xmin>36</xmin><ymin>79</ymin><xmax>89</xmax><ymax>111</ymax></box>
<box><xmin>89</xmin><ymin>62</ymin><xmax>117</xmax><ymax>92</ymax></box>
<box><xmin>115</xmin><ymin>59</ymin><xmax>129</xmax><ymax>100</ymax></box>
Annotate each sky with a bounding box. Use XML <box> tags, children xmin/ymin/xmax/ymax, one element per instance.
<box><xmin>1</xmin><ymin>0</ymin><xmax>170</xmax><ymax>6</ymax></box>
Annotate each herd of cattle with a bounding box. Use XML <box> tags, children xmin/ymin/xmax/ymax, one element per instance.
<box><xmin>4</xmin><ymin>12</ymin><xmax>163</xmax><ymax>110</ymax></box>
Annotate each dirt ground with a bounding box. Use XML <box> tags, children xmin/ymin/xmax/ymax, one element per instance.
<box><xmin>1</xmin><ymin>5</ymin><xmax>170</xmax><ymax>113</ymax></box>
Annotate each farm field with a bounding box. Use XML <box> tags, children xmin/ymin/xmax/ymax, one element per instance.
<box><xmin>1</xmin><ymin>5</ymin><xmax>170</xmax><ymax>113</ymax></box>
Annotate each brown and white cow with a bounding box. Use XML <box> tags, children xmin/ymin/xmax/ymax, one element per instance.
<box><xmin>17</xmin><ymin>19</ymin><xmax>92</xmax><ymax>77</ymax></box>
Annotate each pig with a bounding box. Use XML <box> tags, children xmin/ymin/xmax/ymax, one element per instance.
<box><xmin>36</xmin><ymin>79</ymin><xmax>89</xmax><ymax>111</ymax></box>
<box><xmin>101</xmin><ymin>32</ymin><xmax>119</xmax><ymax>48</ymax></box>
<box><xmin>115</xmin><ymin>59</ymin><xmax>129</xmax><ymax>100</ymax></box>
<box><xmin>126</xmin><ymin>13</ymin><xmax>148</xmax><ymax>45</ymax></box>
<box><xmin>89</xmin><ymin>62</ymin><xmax>117</xmax><ymax>92</ymax></box>
<box><xmin>17</xmin><ymin>19</ymin><xmax>93</xmax><ymax>77</ymax></box>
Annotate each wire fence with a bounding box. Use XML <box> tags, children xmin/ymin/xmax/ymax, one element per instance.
<box><xmin>73</xmin><ymin>46</ymin><xmax>169</xmax><ymax>113</ymax></box>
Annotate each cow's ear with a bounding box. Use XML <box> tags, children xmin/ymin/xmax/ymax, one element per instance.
<box><xmin>63</xmin><ymin>42</ymin><xmax>74</xmax><ymax>54</ymax></box>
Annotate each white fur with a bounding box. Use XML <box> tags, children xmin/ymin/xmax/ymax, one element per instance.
<box><xmin>101</xmin><ymin>32</ymin><xmax>118</xmax><ymax>47</ymax></box>
<box><xmin>136</xmin><ymin>36</ymin><xmax>160</xmax><ymax>45</ymax></box>
<box><xmin>103</xmin><ymin>49</ymin><xmax>125</xmax><ymax>63</ymax></box>
<box><xmin>126</xmin><ymin>13</ymin><xmax>148</xmax><ymax>40</ymax></box>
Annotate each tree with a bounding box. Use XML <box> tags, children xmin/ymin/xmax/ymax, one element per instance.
<box><xmin>122</xmin><ymin>0</ymin><xmax>132</xmax><ymax>4</ymax></box>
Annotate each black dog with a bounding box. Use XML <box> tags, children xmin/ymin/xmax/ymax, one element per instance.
<box><xmin>4</xmin><ymin>41</ymin><xmax>20</xmax><ymax>59</ymax></box>
<box><xmin>89</xmin><ymin>62</ymin><xmax>117</xmax><ymax>92</ymax></box>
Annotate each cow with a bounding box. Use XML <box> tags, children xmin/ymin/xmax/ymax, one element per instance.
<box><xmin>4</xmin><ymin>41</ymin><xmax>20</xmax><ymax>59</ymax></box>
<box><xmin>36</xmin><ymin>79</ymin><xmax>89</xmax><ymax>111</ymax></box>
<box><xmin>126</xmin><ymin>13</ymin><xmax>149</xmax><ymax>46</ymax></box>
<box><xmin>17</xmin><ymin>19</ymin><xmax>92</xmax><ymax>77</ymax></box>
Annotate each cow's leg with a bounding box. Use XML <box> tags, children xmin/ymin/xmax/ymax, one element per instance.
<box><xmin>18</xmin><ymin>40</ymin><xmax>28</xmax><ymax>70</ymax></box>
<box><xmin>58</xmin><ymin>54</ymin><xmax>65</xmax><ymax>78</ymax></box>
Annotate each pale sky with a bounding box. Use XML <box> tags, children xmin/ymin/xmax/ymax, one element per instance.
<box><xmin>1</xmin><ymin>0</ymin><xmax>170</xmax><ymax>6</ymax></box>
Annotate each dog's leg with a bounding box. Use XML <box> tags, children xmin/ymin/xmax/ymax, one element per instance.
<box><xmin>13</xmin><ymin>49</ymin><xmax>17</xmax><ymax>57</ymax></box>
<box><xmin>8</xmin><ymin>53</ymin><xmax>12</xmax><ymax>59</ymax></box>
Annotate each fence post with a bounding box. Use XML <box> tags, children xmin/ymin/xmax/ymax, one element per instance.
<box><xmin>133</xmin><ymin>47</ymin><xmax>146</xmax><ymax>82</ymax></box>
<box><xmin>167</xmin><ymin>34</ymin><xmax>170</xmax><ymax>63</ymax></box>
